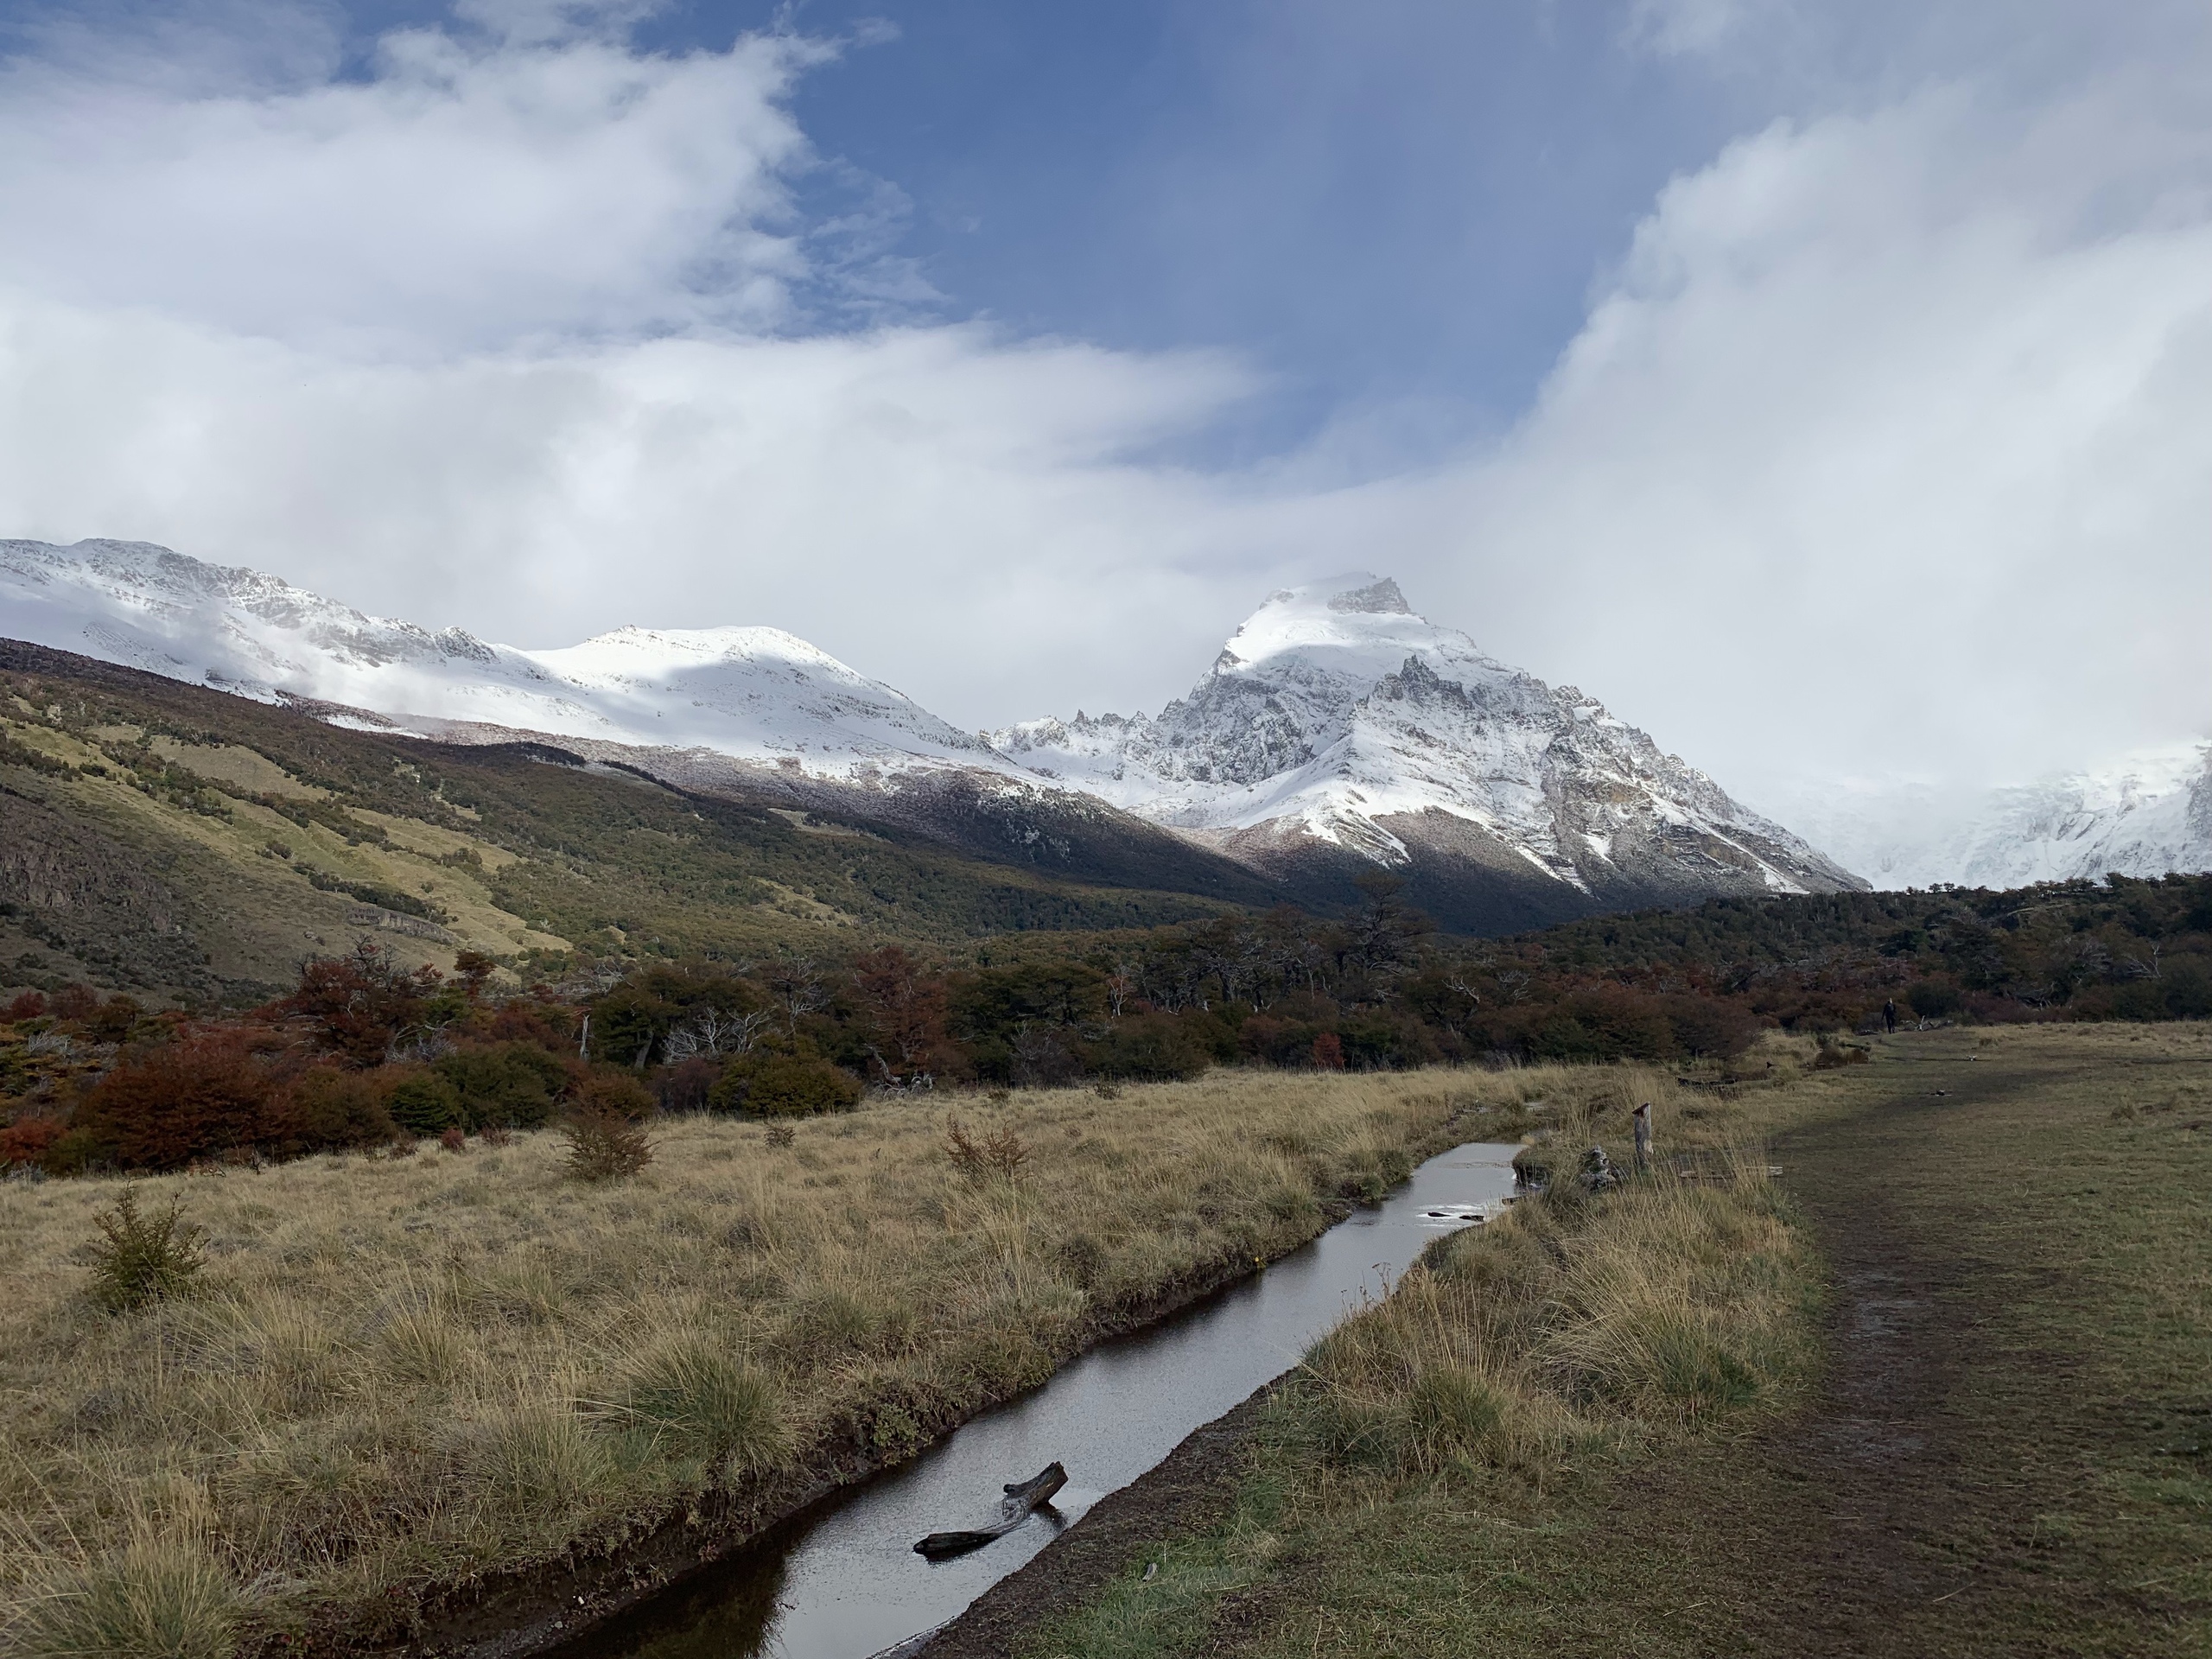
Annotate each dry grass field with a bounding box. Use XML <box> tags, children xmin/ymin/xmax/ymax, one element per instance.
<box><xmin>0</xmin><ymin>1062</ymin><xmax>1665</xmax><ymax>1658</ymax></box>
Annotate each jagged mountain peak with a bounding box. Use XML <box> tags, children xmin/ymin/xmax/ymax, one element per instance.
<box><xmin>993</xmin><ymin>574</ymin><xmax>1862</xmax><ymax>918</ymax></box>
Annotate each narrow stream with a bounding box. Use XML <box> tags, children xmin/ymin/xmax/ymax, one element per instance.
<box><xmin>557</xmin><ymin>1141</ymin><xmax>1521</xmax><ymax>1659</ymax></box>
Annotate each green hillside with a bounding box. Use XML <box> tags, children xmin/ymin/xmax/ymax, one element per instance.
<box><xmin>0</xmin><ymin>644</ymin><xmax>1235</xmax><ymax>1007</ymax></box>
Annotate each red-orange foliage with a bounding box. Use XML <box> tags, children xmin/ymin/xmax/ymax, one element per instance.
<box><xmin>0</xmin><ymin>1114</ymin><xmax>66</xmax><ymax>1166</ymax></box>
<box><xmin>1312</xmin><ymin>1032</ymin><xmax>1346</xmax><ymax>1071</ymax></box>
<box><xmin>486</xmin><ymin>997</ymin><xmax>576</xmax><ymax>1053</ymax></box>
<box><xmin>4</xmin><ymin>990</ymin><xmax>48</xmax><ymax>1021</ymax></box>
<box><xmin>851</xmin><ymin>944</ymin><xmax>953</xmax><ymax>1084</ymax></box>
<box><xmin>73</xmin><ymin>1029</ymin><xmax>286</xmax><ymax>1169</ymax></box>
<box><xmin>274</xmin><ymin>940</ymin><xmax>443</xmax><ymax>1065</ymax></box>
<box><xmin>49</xmin><ymin>983</ymin><xmax>99</xmax><ymax>1023</ymax></box>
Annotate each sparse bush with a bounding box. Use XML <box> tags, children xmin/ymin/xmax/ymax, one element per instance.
<box><xmin>563</xmin><ymin>1073</ymin><xmax>655</xmax><ymax>1181</ymax></box>
<box><xmin>87</xmin><ymin>1187</ymin><xmax>206</xmax><ymax>1312</ymax></box>
<box><xmin>439</xmin><ymin>1126</ymin><xmax>467</xmax><ymax>1154</ymax></box>
<box><xmin>944</xmin><ymin>1113</ymin><xmax>1029</xmax><ymax>1180</ymax></box>
<box><xmin>763</xmin><ymin>1121</ymin><xmax>795</xmax><ymax>1149</ymax></box>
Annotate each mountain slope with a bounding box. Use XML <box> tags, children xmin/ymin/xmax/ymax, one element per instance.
<box><xmin>2</xmin><ymin>542</ymin><xmax>1861</xmax><ymax>938</ymax></box>
<box><xmin>1779</xmin><ymin>743</ymin><xmax>2212</xmax><ymax>890</ymax></box>
<box><xmin>0</xmin><ymin>539</ymin><xmax>1298</xmax><ymax>909</ymax></box>
<box><xmin>0</xmin><ymin>537</ymin><xmax>1018</xmax><ymax>779</ymax></box>
<box><xmin>0</xmin><ymin>640</ymin><xmax>1255</xmax><ymax>1004</ymax></box>
<box><xmin>995</xmin><ymin>575</ymin><xmax>1864</xmax><ymax>930</ymax></box>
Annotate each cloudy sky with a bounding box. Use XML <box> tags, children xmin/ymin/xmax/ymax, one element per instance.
<box><xmin>0</xmin><ymin>0</ymin><xmax>2207</xmax><ymax>823</ymax></box>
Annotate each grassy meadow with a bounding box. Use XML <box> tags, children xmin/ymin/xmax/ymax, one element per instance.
<box><xmin>1026</xmin><ymin>1022</ymin><xmax>2212</xmax><ymax>1659</ymax></box>
<box><xmin>1</xmin><ymin>1065</ymin><xmax>1580</xmax><ymax>1656</ymax></box>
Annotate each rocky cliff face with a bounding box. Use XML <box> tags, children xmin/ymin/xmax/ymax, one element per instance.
<box><xmin>995</xmin><ymin>574</ymin><xmax>1864</xmax><ymax>928</ymax></box>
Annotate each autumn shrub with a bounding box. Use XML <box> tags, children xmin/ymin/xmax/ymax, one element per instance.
<box><xmin>50</xmin><ymin>982</ymin><xmax>99</xmax><ymax>1023</ymax></box>
<box><xmin>440</xmin><ymin>1127</ymin><xmax>467</xmax><ymax>1154</ymax></box>
<box><xmin>278</xmin><ymin>1065</ymin><xmax>397</xmax><ymax>1152</ymax></box>
<box><xmin>73</xmin><ymin>1031</ymin><xmax>282</xmax><ymax>1170</ymax></box>
<box><xmin>86</xmin><ymin>1187</ymin><xmax>206</xmax><ymax>1312</ymax></box>
<box><xmin>1</xmin><ymin>1111</ymin><xmax>67</xmax><ymax>1168</ymax></box>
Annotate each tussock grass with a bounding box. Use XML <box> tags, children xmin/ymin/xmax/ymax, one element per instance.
<box><xmin>0</xmin><ymin>1066</ymin><xmax>1543</xmax><ymax>1647</ymax></box>
<box><xmin>8</xmin><ymin>1532</ymin><xmax>240</xmax><ymax>1659</ymax></box>
<box><xmin>1288</xmin><ymin>1150</ymin><xmax>1815</xmax><ymax>1497</ymax></box>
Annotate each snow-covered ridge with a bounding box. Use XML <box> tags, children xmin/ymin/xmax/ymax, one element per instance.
<box><xmin>994</xmin><ymin>571</ymin><xmax>1859</xmax><ymax>895</ymax></box>
<box><xmin>1775</xmin><ymin>743</ymin><xmax>2212</xmax><ymax>890</ymax></box>
<box><xmin>0</xmin><ymin>539</ymin><xmax>1020</xmax><ymax>780</ymax></box>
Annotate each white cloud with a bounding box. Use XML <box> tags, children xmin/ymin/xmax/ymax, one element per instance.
<box><xmin>1398</xmin><ymin>68</ymin><xmax>2212</xmax><ymax>808</ymax></box>
<box><xmin>0</xmin><ymin>0</ymin><xmax>2207</xmax><ymax>843</ymax></box>
<box><xmin>0</xmin><ymin>2</ymin><xmax>824</xmax><ymax>351</ymax></box>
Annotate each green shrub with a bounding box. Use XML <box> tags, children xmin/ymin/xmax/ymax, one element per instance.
<box><xmin>709</xmin><ymin>1053</ymin><xmax>861</xmax><ymax>1116</ymax></box>
<box><xmin>434</xmin><ymin>1041</ymin><xmax>569</xmax><ymax>1131</ymax></box>
<box><xmin>87</xmin><ymin>1187</ymin><xmax>205</xmax><ymax>1312</ymax></box>
<box><xmin>1087</xmin><ymin>1012</ymin><xmax>1210</xmax><ymax>1081</ymax></box>
<box><xmin>377</xmin><ymin>1065</ymin><xmax>461</xmax><ymax>1135</ymax></box>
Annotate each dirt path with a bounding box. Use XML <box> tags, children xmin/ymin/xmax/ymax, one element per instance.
<box><xmin>924</xmin><ymin>1035</ymin><xmax>2212</xmax><ymax>1657</ymax></box>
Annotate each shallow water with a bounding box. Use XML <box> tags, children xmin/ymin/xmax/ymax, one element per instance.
<box><xmin>557</xmin><ymin>1141</ymin><xmax>1521</xmax><ymax>1659</ymax></box>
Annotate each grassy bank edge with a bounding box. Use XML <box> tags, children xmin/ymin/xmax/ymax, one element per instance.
<box><xmin>1022</xmin><ymin>1071</ymin><xmax>1829</xmax><ymax>1659</ymax></box>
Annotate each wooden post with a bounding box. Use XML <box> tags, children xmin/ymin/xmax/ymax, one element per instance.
<box><xmin>1633</xmin><ymin>1102</ymin><xmax>1652</xmax><ymax>1173</ymax></box>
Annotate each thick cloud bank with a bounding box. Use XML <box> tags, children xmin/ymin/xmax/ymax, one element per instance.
<box><xmin>0</xmin><ymin>0</ymin><xmax>2206</xmax><ymax>821</ymax></box>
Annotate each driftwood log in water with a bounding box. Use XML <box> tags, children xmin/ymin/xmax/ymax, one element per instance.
<box><xmin>912</xmin><ymin>1463</ymin><xmax>1069</xmax><ymax>1558</ymax></box>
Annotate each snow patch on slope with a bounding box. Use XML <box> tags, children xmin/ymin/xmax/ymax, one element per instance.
<box><xmin>1777</xmin><ymin>745</ymin><xmax>2212</xmax><ymax>889</ymax></box>
<box><xmin>0</xmin><ymin>538</ymin><xmax>1022</xmax><ymax>782</ymax></box>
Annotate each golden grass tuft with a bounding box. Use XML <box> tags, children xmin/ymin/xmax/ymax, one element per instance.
<box><xmin>9</xmin><ymin>1532</ymin><xmax>240</xmax><ymax>1659</ymax></box>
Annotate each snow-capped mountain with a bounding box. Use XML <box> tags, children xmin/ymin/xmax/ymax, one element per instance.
<box><xmin>994</xmin><ymin>575</ymin><xmax>1864</xmax><ymax>917</ymax></box>
<box><xmin>0</xmin><ymin>538</ymin><xmax>1020</xmax><ymax>781</ymax></box>
<box><xmin>1777</xmin><ymin>744</ymin><xmax>2212</xmax><ymax>891</ymax></box>
<box><xmin>3</xmin><ymin>541</ymin><xmax>1866</xmax><ymax>932</ymax></box>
